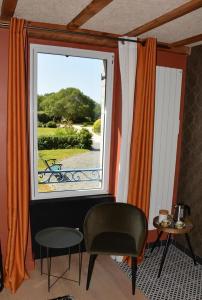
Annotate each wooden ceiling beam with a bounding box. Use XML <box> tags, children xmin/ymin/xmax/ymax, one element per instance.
<box><xmin>158</xmin><ymin>44</ymin><xmax>191</xmax><ymax>55</ymax></box>
<box><xmin>28</xmin><ymin>28</ymin><xmax>190</xmax><ymax>55</ymax></box>
<box><xmin>27</xmin><ymin>20</ymin><xmax>120</xmax><ymax>38</ymax></box>
<box><xmin>139</xmin><ymin>39</ymin><xmax>191</xmax><ymax>55</ymax></box>
<box><xmin>28</xmin><ymin>28</ymin><xmax>118</xmax><ymax>48</ymax></box>
<box><xmin>27</xmin><ymin>20</ymin><xmax>119</xmax><ymax>47</ymax></box>
<box><xmin>66</xmin><ymin>0</ymin><xmax>113</xmax><ymax>29</ymax></box>
<box><xmin>1</xmin><ymin>0</ymin><xmax>18</xmax><ymax>18</ymax></box>
<box><xmin>126</xmin><ymin>0</ymin><xmax>202</xmax><ymax>37</ymax></box>
<box><xmin>170</xmin><ymin>33</ymin><xmax>202</xmax><ymax>47</ymax></box>
<box><xmin>0</xmin><ymin>18</ymin><xmax>190</xmax><ymax>54</ymax></box>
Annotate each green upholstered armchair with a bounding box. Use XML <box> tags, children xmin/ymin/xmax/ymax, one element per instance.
<box><xmin>83</xmin><ymin>202</ymin><xmax>148</xmax><ymax>295</ymax></box>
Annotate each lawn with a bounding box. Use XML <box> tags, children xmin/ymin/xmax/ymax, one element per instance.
<box><xmin>38</xmin><ymin>148</ymin><xmax>89</xmax><ymax>170</ymax></box>
<box><xmin>38</xmin><ymin>127</ymin><xmax>63</xmax><ymax>137</ymax></box>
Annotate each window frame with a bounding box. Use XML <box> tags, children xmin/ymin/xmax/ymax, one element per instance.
<box><xmin>30</xmin><ymin>44</ymin><xmax>114</xmax><ymax>200</ymax></box>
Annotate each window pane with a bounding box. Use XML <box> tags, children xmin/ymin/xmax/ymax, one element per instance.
<box><xmin>36</xmin><ymin>53</ymin><xmax>106</xmax><ymax>194</ymax></box>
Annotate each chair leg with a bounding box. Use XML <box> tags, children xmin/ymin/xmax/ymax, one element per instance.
<box><xmin>86</xmin><ymin>254</ymin><xmax>97</xmax><ymax>290</ymax></box>
<box><xmin>131</xmin><ymin>257</ymin><xmax>137</xmax><ymax>295</ymax></box>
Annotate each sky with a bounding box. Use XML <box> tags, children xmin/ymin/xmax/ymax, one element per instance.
<box><xmin>37</xmin><ymin>53</ymin><xmax>103</xmax><ymax>103</ymax></box>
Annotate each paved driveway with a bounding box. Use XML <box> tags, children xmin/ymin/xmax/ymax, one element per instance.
<box><xmin>61</xmin><ymin>149</ymin><xmax>100</xmax><ymax>169</ymax></box>
<box><xmin>45</xmin><ymin>149</ymin><xmax>101</xmax><ymax>191</ymax></box>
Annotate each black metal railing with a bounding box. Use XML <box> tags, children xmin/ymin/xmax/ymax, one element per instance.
<box><xmin>38</xmin><ymin>168</ymin><xmax>102</xmax><ymax>184</ymax></box>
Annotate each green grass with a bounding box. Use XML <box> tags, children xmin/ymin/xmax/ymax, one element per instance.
<box><xmin>38</xmin><ymin>148</ymin><xmax>89</xmax><ymax>170</ymax></box>
<box><xmin>38</xmin><ymin>127</ymin><xmax>61</xmax><ymax>137</ymax></box>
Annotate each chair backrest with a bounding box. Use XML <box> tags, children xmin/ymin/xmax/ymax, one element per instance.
<box><xmin>84</xmin><ymin>202</ymin><xmax>148</xmax><ymax>255</ymax></box>
<box><xmin>43</xmin><ymin>159</ymin><xmax>55</xmax><ymax>170</ymax></box>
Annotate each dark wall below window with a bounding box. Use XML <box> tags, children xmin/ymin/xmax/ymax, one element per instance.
<box><xmin>30</xmin><ymin>194</ymin><xmax>115</xmax><ymax>259</ymax></box>
<box><xmin>177</xmin><ymin>45</ymin><xmax>202</xmax><ymax>257</ymax></box>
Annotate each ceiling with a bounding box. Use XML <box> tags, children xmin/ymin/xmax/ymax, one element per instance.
<box><xmin>15</xmin><ymin>0</ymin><xmax>92</xmax><ymax>25</ymax></box>
<box><xmin>82</xmin><ymin>0</ymin><xmax>188</xmax><ymax>35</ymax></box>
<box><xmin>139</xmin><ymin>7</ymin><xmax>202</xmax><ymax>44</ymax></box>
<box><xmin>0</xmin><ymin>0</ymin><xmax>202</xmax><ymax>47</ymax></box>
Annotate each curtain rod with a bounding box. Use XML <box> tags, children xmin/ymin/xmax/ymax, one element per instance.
<box><xmin>0</xmin><ymin>21</ymin><xmax>143</xmax><ymax>44</ymax></box>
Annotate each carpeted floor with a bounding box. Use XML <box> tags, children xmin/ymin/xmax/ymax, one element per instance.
<box><xmin>118</xmin><ymin>244</ymin><xmax>202</xmax><ymax>300</ymax></box>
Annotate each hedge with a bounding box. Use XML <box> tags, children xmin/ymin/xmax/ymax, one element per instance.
<box><xmin>38</xmin><ymin>128</ymin><xmax>92</xmax><ymax>150</ymax></box>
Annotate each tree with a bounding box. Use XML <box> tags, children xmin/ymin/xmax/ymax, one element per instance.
<box><xmin>38</xmin><ymin>88</ymin><xmax>101</xmax><ymax>123</ymax></box>
<box><xmin>94</xmin><ymin>102</ymin><xmax>101</xmax><ymax>120</ymax></box>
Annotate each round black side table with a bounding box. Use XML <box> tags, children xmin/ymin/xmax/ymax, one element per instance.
<box><xmin>35</xmin><ymin>227</ymin><xmax>83</xmax><ymax>292</ymax></box>
<box><xmin>150</xmin><ymin>217</ymin><xmax>196</xmax><ymax>278</ymax></box>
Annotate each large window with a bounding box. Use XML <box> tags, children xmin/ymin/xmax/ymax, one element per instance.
<box><xmin>30</xmin><ymin>44</ymin><xmax>114</xmax><ymax>200</ymax></box>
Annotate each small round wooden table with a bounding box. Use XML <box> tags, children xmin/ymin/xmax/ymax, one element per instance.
<box><xmin>150</xmin><ymin>217</ymin><xmax>196</xmax><ymax>277</ymax></box>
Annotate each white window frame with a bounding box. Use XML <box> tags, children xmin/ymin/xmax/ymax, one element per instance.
<box><xmin>30</xmin><ymin>44</ymin><xmax>114</xmax><ymax>200</ymax></box>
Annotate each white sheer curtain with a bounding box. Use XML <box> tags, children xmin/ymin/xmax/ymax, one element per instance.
<box><xmin>116</xmin><ymin>37</ymin><xmax>137</xmax><ymax>203</ymax></box>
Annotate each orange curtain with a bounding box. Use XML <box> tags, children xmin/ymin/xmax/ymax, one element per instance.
<box><xmin>127</xmin><ymin>38</ymin><xmax>156</xmax><ymax>218</ymax></box>
<box><xmin>125</xmin><ymin>38</ymin><xmax>156</xmax><ymax>265</ymax></box>
<box><xmin>4</xmin><ymin>18</ymin><xmax>30</xmax><ymax>293</ymax></box>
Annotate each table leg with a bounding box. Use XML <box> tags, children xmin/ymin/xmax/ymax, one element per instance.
<box><xmin>78</xmin><ymin>243</ymin><xmax>82</xmax><ymax>285</ymax></box>
<box><xmin>185</xmin><ymin>233</ymin><xmax>197</xmax><ymax>265</ymax></box>
<box><xmin>40</xmin><ymin>245</ymin><xmax>43</xmax><ymax>275</ymax></box>
<box><xmin>49</xmin><ymin>249</ymin><xmax>52</xmax><ymax>275</ymax></box>
<box><xmin>47</xmin><ymin>247</ymin><xmax>50</xmax><ymax>292</ymax></box>
<box><xmin>150</xmin><ymin>231</ymin><xmax>163</xmax><ymax>254</ymax></box>
<box><xmin>158</xmin><ymin>233</ymin><xmax>171</xmax><ymax>278</ymax></box>
<box><xmin>68</xmin><ymin>247</ymin><xmax>71</xmax><ymax>270</ymax></box>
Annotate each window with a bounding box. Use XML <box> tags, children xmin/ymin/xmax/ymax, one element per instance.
<box><xmin>30</xmin><ymin>44</ymin><xmax>114</xmax><ymax>200</ymax></box>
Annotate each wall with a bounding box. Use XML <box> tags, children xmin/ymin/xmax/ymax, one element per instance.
<box><xmin>177</xmin><ymin>45</ymin><xmax>202</xmax><ymax>257</ymax></box>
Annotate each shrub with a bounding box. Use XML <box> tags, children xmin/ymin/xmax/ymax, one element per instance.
<box><xmin>38</xmin><ymin>111</ymin><xmax>52</xmax><ymax>124</ymax></box>
<box><xmin>77</xmin><ymin>128</ymin><xmax>92</xmax><ymax>149</ymax></box>
<box><xmin>55</xmin><ymin>126</ymin><xmax>77</xmax><ymax>136</ymax></box>
<box><xmin>93</xmin><ymin>119</ymin><xmax>101</xmax><ymax>134</ymax></box>
<box><xmin>38</xmin><ymin>121</ymin><xmax>44</xmax><ymax>128</ymax></box>
<box><xmin>46</xmin><ymin>121</ymin><xmax>57</xmax><ymax>128</ymax></box>
<box><xmin>38</xmin><ymin>128</ymin><xmax>92</xmax><ymax>150</ymax></box>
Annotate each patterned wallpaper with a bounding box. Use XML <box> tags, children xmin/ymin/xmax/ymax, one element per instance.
<box><xmin>177</xmin><ymin>45</ymin><xmax>202</xmax><ymax>257</ymax></box>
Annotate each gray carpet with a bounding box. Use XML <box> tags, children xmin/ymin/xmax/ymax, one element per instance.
<box><xmin>117</xmin><ymin>244</ymin><xmax>202</xmax><ymax>300</ymax></box>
